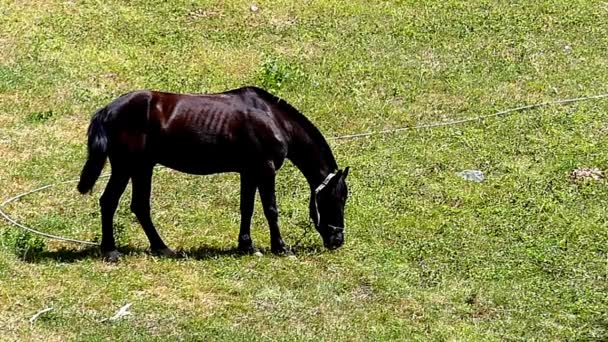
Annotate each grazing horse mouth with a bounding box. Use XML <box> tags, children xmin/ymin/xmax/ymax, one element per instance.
<box><xmin>325</xmin><ymin>242</ymin><xmax>342</xmax><ymax>250</ymax></box>
<box><xmin>323</xmin><ymin>225</ymin><xmax>344</xmax><ymax>249</ymax></box>
<box><xmin>324</xmin><ymin>239</ymin><xmax>344</xmax><ymax>250</ymax></box>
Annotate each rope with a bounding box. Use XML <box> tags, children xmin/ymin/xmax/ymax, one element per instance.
<box><xmin>1</xmin><ymin>93</ymin><xmax>608</xmax><ymax>246</ymax></box>
<box><xmin>0</xmin><ymin>176</ymin><xmax>110</xmax><ymax>246</ymax></box>
<box><xmin>328</xmin><ymin>93</ymin><xmax>608</xmax><ymax>140</ymax></box>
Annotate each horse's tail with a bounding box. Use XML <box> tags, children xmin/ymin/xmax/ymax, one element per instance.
<box><xmin>77</xmin><ymin>107</ymin><xmax>110</xmax><ymax>194</ymax></box>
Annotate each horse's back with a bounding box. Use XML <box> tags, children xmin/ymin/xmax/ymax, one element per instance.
<box><xmin>119</xmin><ymin>89</ymin><xmax>289</xmax><ymax>174</ymax></box>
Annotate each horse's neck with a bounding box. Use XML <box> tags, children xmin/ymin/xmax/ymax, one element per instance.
<box><xmin>286</xmin><ymin>123</ymin><xmax>337</xmax><ymax>189</ymax></box>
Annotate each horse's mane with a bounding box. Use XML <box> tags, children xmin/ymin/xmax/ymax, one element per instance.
<box><xmin>246</xmin><ymin>87</ymin><xmax>338</xmax><ymax>169</ymax></box>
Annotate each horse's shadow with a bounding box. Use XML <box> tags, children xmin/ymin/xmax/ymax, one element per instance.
<box><xmin>19</xmin><ymin>243</ymin><xmax>324</xmax><ymax>263</ymax></box>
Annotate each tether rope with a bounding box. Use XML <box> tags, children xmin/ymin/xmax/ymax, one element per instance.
<box><xmin>1</xmin><ymin>93</ymin><xmax>608</xmax><ymax>246</ymax></box>
<box><xmin>0</xmin><ymin>177</ymin><xmax>109</xmax><ymax>246</ymax></box>
<box><xmin>328</xmin><ymin>93</ymin><xmax>608</xmax><ymax>140</ymax></box>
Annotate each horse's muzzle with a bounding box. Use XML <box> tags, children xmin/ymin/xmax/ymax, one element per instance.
<box><xmin>324</xmin><ymin>231</ymin><xmax>344</xmax><ymax>250</ymax></box>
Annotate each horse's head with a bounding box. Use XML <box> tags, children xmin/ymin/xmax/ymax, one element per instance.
<box><xmin>310</xmin><ymin>167</ymin><xmax>350</xmax><ymax>250</ymax></box>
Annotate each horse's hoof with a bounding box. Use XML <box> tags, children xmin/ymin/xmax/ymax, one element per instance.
<box><xmin>271</xmin><ymin>247</ymin><xmax>294</xmax><ymax>257</ymax></box>
<box><xmin>237</xmin><ymin>244</ymin><xmax>259</xmax><ymax>255</ymax></box>
<box><xmin>152</xmin><ymin>247</ymin><xmax>185</xmax><ymax>259</ymax></box>
<box><xmin>102</xmin><ymin>250</ymin><xmax>122</xmax><ymax>263</ymax></box>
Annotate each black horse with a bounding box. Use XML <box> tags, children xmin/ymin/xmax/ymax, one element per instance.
<box><xmin>77</xmin><ymin>86</ymin><xmax>349</xmax><ymax>261</ymax></box>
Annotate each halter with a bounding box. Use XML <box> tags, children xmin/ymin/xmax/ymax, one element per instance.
<box><xmin>313</xmin><ymin>172</ymin><xmax>344</xmax><ymax>233</ymax></box>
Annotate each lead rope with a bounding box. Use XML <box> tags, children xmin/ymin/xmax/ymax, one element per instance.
<box><xmin>2</xmin><ymin>93</ymin><xmax>608</xmax><ymax>246</ymax></box>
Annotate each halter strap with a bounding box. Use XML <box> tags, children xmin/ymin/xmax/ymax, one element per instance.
<box><xmin>315</xmin><ymin>172</ymin><xmax>337</xmax><ymax>195</ymax></box>
<box><xmin>313</xmin><ymin>172</ymin><xmax>336</xmax><ymax>225</ymax></box>
<box><xmin>313</xmin><ymin>172</ymin><xmax>344</xmax><ymax>233</ymax></box>
<box><xmin>327</xmin><ymin>224</ymin><xmax>344</xmax><ymax>233</ymax></box>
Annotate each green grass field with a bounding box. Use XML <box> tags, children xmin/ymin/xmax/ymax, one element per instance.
<box><xmin>1</xmin><ymin>0</ymin><xmax>607</xmax><ymax>340</ymax></box>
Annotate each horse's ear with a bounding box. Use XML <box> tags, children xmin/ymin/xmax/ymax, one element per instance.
<box><xmin>343</xmin><ymin>166</ymin><xmax>350</xmax><ymax>179</ymax></box>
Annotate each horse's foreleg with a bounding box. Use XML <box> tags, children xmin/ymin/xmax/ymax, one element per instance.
<box><xmin>131</xmin><ymin>166</ymin><xmax>179</xmax><ymax>258</ymax></box>
<box><xmin>258</xmin><ymin>164</ymin><xmax>290</xmax><ymax>255</ymax></box>
<box><xmin>99</xmin><ymin>170</ymin><xmax>129</xmax><ymax>262</ymax></box>
<box><xmin>238</xmin><ymin>173</ymin><xmax>258</xmax><ymax>253</ymax></box>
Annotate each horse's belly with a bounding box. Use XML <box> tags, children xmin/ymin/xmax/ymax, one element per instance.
<box><xmin>154</xmin><ymin>141</ymin><xmax>242</xmax><ymax>175</ymax></box>
<box><xmin>157</xmin><ymin>158</ymin><xmax>238</xmax><ymax>175</ymax></box>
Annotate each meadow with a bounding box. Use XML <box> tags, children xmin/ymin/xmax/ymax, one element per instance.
<box><xmin>1</xmin><ymin>0</ymin><xmax>607</xmax><ymax>340</ymax></box>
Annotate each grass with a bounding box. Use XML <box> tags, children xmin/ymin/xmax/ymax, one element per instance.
<box><xmin>1</xmin><ymin>0</ymin><xmax>608</xmax><ymax>340</ymax></box>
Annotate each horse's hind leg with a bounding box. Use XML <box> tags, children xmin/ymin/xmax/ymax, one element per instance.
<box><xmin>130</xmin><ymin>165</ymin><xmax>179</xmax><ymax>258</ymax></box>
<box><xmin>99</xmin><ymin>169</ymin><xmax>129</xmax><ymax>262</ymax></box>
<box><xmin>238</xmin><ymin>173</ymin><xmax>258</xmax><ymax>254</ymax></box>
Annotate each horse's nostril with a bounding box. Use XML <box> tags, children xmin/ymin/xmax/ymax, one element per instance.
<box><xmin>335</xmin><ymin>233</ymin><xmax>344</xmax><ymax>243</ymax></box>
<box><xmin>325</xmin><ymin>235</ymin><xmax>344</xmax><ymax>250</ymax></box>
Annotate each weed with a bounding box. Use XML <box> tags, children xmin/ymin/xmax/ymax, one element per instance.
<box><xmin>26</xmin><ymin>110</ymin><xmax>55</xmax><ymax>124</ymax></box>
<box><xmin>1</xmin><ymin>229</ymin><xmax>46</xmax><ymax>261</ymax></box>
<box><xmin>256</xmin><ymin>56</ymin><xmax>304</xmax><ymax>93</ymax></box>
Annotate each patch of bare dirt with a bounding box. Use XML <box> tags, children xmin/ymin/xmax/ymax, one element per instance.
<box><xmin>570</xmin><ymin>167</ymin><xmax>604</xmax><ymax>181</ymax></box>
